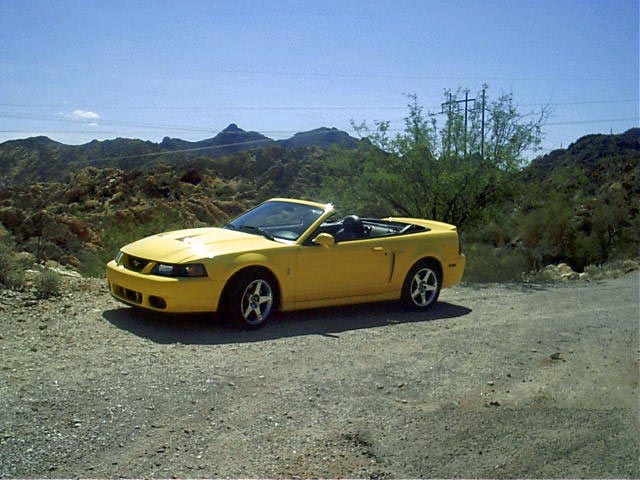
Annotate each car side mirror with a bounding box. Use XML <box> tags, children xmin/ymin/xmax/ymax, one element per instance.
<box><xmin>312</xmin><ymin>233</ymin><xmax>335</xmax><ymax>247</ymax></box>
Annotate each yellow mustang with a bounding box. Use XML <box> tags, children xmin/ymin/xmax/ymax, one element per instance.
<box><xmin>107</xmin><ymin>198</ymin><xmax>465</xmax><ymax>328</ymax></box>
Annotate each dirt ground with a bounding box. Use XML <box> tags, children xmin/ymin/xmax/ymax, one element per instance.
<box><xmin>0</xmin><ymin>272</ymin><xmax>638</xmax><ymax>478</ymax></box>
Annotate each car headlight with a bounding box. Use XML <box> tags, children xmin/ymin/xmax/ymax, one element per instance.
<box><xmin>151</xmin><ymin>263</ymin><xmax>208</xmax><ymax>278</ymax></box>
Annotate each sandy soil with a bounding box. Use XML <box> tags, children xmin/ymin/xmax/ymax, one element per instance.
<box><xmin>0</xmin><ymin>273</ymin><xmax>638</xmax><ymax>478</ymax></box>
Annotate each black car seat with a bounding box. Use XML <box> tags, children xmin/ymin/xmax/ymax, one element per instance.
<box><xmin>336</xmin><ymin>215</ymin><xmax>365</xmax><ymax>241</ymax></box>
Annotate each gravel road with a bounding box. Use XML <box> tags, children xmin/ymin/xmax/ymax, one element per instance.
<box><xmin>1</xmin><ymin>273</ymin><xmax>638</xmax><ymax>478</ymax></box>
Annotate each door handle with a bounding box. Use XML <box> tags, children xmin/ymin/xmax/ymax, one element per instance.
<box><xmin>372</xmin><ymin>246</ymin><xmax>384</xmax><ymax>252</ymax></box>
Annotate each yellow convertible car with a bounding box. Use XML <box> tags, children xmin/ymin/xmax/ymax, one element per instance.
<box><xmin>107</xmin><ymin>198</ymin><xmax>465</xmax><ymax>328</ymax></box>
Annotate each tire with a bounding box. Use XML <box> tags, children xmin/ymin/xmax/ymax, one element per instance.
<box><xmin>222</xmin><ymin>270</ymin><xmax>276</xmax><ymax>328</ymax></box>
<box><xmin>401</xmin><ymin>260</ymin><xmax>442</xmax><ymax>309</ymax></box>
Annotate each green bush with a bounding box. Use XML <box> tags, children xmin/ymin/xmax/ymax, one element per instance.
<box><xmin>463</xmin><ymin>243</ymin><xmax>530</xmax><ymax>283</ymax></box>
<box><xmin>34</xmin><ymin>269</ymin><xmax>61</xmax><ymax>298</ymax></box>
<box><xmin>0</xmin><ymin>241</ymin><xmax>25</xmax><ymax>289</ymax></box>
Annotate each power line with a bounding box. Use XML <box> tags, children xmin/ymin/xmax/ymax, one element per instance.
<box><xmin>0</xmin><ymin>130</ymin><xmax>128</xmax><ymax>135</ymax></box>
<box><xmin>0</xmin><ymin>103</ymin><xmax>409</xmax><ymax>111</ymax></box>
<box><xmin>0</xmin><ymin>98</ymin><xmax>637</xmax><ymax>111</ymax></box>
<box><xmin>0</xmin><ymin>112</ymin><xmax>221</xmax><ymax>134</ymax></box>
<box><xmin>520</xmin><ymin>99</ymin><xmax>639</xmax><ymax>107</ymax></box>
<box><xmin>546</xmin><ymin>117</ymin><xmax>639</xmax><ymax>126</ymax></box>
<box><xmin>3</xmin><ymin>62</ymin><xmax>636</xmax><ymax>82</ymax></box>
<box><xmin>0</xmin><ymin>111</ymin><xmax>364</xmax><ymax>137</ymax></box>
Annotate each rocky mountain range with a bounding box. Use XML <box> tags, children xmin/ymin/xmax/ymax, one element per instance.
<box><xmin>0</xmin><ymin>124</ymin><xmax>363</xmax><ymax>186</ymax></box>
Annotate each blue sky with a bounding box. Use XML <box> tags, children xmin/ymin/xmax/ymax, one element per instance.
<box><xmin>0</xmin><ymin>0</ymin><xmax>638</xmax><ymax>155</ymax></box>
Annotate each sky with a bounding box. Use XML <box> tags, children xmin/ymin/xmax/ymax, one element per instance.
<box><xmin>0</xmin><ymin>0</ymin><xmax>638</xmax><ymax>156</ymax></box>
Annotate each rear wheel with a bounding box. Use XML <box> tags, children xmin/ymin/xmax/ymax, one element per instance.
<box><xmin>222</xmin><ymin>270</ymin><xmax>276</xmax><ymax>328</ymax></box>
<box><xmin>401</xmin><ymin>261</ymin><xmax>441</xmax><ymax>309</ymax></box>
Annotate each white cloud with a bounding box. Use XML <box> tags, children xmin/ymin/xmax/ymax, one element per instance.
<box><xmin>70</xmin><ymin>110</ymin><xmax>100</xmax><ymax>121</ymax></box>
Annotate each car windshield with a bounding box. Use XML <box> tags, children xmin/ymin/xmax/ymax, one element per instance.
<box><xmin>224</xmin><ymin>200</ymin><xmax>326</xmax><ymax>242</ymax></box>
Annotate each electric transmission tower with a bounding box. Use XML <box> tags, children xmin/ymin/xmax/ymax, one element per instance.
<box><xmin>441</xmin><ymin>86</ymin><xmax>487</xmax><ymax>159</ymax></box>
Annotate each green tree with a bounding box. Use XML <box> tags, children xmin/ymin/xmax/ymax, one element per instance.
<box><xmin>322</xmin><ymin>88</ymin><xmax>548</xmax><ymax>226</ymax></box>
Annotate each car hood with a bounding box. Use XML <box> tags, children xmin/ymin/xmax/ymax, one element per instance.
<box><xmin>121</xmin><ymin>227</ymin><xmax>282</xmax><ymax>264</ymax></box>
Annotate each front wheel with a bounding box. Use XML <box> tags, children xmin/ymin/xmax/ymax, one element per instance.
<box><xmin>222</xmin><ymin>272</ymin><xmax>276</xmax><ymax>328</ymax></box>
<box><xmin>401</xmin><ymin>261</ymin><xmax>441</xmax><ymax>309</ymax></box>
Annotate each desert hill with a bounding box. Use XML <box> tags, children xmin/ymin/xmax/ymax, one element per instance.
<box><xmin>0</xmin><ymin>124</ymin><xmax>363</xmax><ymax>186</ymax></box>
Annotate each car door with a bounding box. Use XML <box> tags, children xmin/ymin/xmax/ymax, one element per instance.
<box><xmin>294</xmin><ymin>237</ymin><xmax>395</xmax><ymax>303</ymax></box>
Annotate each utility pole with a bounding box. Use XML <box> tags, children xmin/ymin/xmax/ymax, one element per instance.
<box><xmin>441</xmin><ymin>93</ymin><xmax>453</xmax><ymax>156</ymax></box>
<box><xmin>441</xmin><ymin>91</ymin><xmax>475</xmax><ymax>156</ymax></box>
<box><xmin>480</xmin><ymin>87</ymin><xmax>486</xmax><ymax>160</ymax></box>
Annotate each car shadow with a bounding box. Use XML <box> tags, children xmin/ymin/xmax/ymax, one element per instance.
<box><xmin>102</xmin><ymin>301</ymin><xmax>472</xmax><ymax>345</ymax></box>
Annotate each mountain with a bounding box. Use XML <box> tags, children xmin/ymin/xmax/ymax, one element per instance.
<box><xmin>160</xmin><ymin>123</ymin><xmax>275</xmax><ymax>153</ymax></box>
<box><xmin>509</xmin><ymin>128</ymin><xmax>639</xmax><ymax>270</ymax></box>
<box><xmin>524</xmin><ymin>128</ymin><xmax>639</xmax><ymax>182</ymax></box>
<box><xmin>0</xmin><ymin>124</ymin><xmax>360</xmax><ymax>185</ymax></box>
<box><xmin>521</xmin><ymin>128</ymin><xmax>639</xmax><ymax>198</ymax></box>
<box><xmin>277</xmin><ymin>127</ymin><xmax>361</xmax><ymax>148</ymax></box>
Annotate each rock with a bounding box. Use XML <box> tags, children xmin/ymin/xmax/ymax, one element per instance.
<box><xmin>556</xmin><ymin>263</ymin><xmax>574</xmax><ymax>275</ymax></box>
<box><xmin>49</xmin><ymin>266</ymin><xmax>82</xmax><ymax>278</ymax></box>
<box><xmin>16</xmin><ymin>251</ymin><xmax>36</xmax><ymax>264</ymax></box>
<box><xmin>550</xmin><ymin>352</ymin><xmax>562</xmax><ymax>360</ymax></box>
<box><xmin>542</xmin><ymin>263</ymin><xmax>580</xmax><ymax>281</ymax></box>
<box><xmin>560</xmin><ymin>271</ymin><xmax>579</xmax><ymax>280</ymax></box>
<box><xmin>44</xmin><ymin>260</ymin><xmax>60</xmax><ymax>269</ymax></box>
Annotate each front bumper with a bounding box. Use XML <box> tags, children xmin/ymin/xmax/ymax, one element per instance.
<box><xmin>106</xmin><ymin>260</ymin><xmax>222</xmax><ymax>313</ymax></box>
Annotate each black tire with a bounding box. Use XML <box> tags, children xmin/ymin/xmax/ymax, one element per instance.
<box><xmin>221</xmin><ymin>270</ymin><xmax>277</xmax><ymax>329</ymax></box>
<box><xmin>401</xmin><ymin>260</ymin><xmax>442</xmax><ymax>309</ymax></box>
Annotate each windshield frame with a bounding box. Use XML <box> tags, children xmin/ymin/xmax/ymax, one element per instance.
<box><xmin>224</xmin><ymin>199</ymin><xmax>333</xmax><ymax>244</ymax></box>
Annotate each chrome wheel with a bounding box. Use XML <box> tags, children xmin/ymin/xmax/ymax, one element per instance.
<box><xmin>409</xmin><ymin>267</ymin><xmax>439</xmax><ymax>307</ymax></box>
<box><xmin>240</xmin><ymin>279</ymin><xmax>273</xmax><ymax>326</ymax></box>
<box><xmin>401</xmin><ymin>262</ymin><xmax>441</xmax><ymax>310</ymax></box>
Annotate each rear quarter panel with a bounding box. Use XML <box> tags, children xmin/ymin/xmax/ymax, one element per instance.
<box><xmin>384</xmin><ymin>218</ymin><xmax>465</xmax><ymax>288</ymax></box>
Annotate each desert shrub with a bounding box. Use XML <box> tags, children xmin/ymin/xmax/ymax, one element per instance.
<box><xmin>0</xmin><ymin>241</ymin><xmax>25</xmax><ymax>289</ymax></box>
<box><xmin>584</xmin><ymin>259</ymin><xmax>639</xmax><ymax>280</ymax></box>
<box><xmin>76</xmin><ymin>251</ymin><xmax>107</xmax><ymax>279</ymax></box>
<box><xmin>463</xmin><ymin>243</ymin><xmax>530</xmax><ymax>283</ymax></box>
<box><xmin>517</xmin><ymin>197</ymin><xmax>574</xmax><ymax>268</ymax></box>
<box><xmin>35</xmin><ymin>269</ymin><xmax>61</xmax><ymax>298</ymax></box>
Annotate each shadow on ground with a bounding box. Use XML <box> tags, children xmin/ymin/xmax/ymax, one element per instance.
<box><xmin>102</xmin><ymin>301</ymin><xmax>472</xmax><ymax>345</ymax></box>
